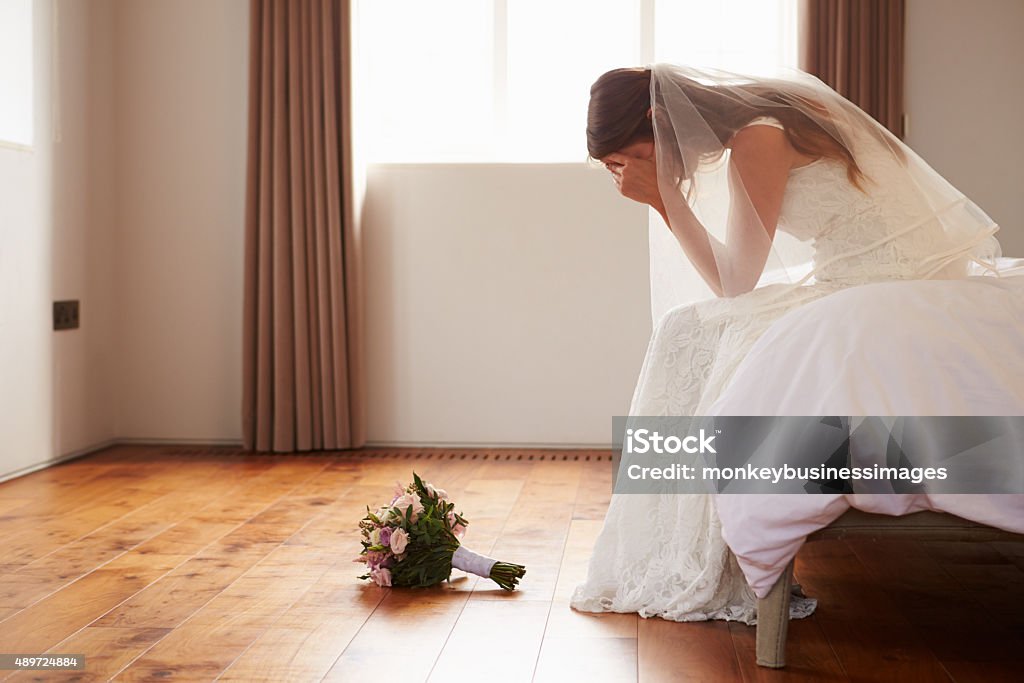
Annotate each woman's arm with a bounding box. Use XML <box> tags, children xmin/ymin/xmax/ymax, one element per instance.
<box><xmin>605</xmin><ymin>125</ymin><xmax>796</xmax><ymax>297</ymax></box>
<box><xmin>720</xmin><ymin>125</ymin><xmax>795</xmax><ymax>294</ymax></box>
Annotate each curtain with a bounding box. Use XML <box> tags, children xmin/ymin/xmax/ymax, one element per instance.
<box><xmin>799</xmin><ymin>0</ymin><xmax>906</xmax><ymax>137</ymax></box>
<box><xmin>243</xmin><ymin>0</ymin><xmax>365</xmax><ymax>452</ymax></box>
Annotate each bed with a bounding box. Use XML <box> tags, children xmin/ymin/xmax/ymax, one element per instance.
<box><xmin>705</xmin><ymin>259</ymin><xmax>1024</xmax><ymax>667</ymax></box>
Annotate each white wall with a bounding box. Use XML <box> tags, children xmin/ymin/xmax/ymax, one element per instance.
<box><xmin>0</xmin><ymin>0</ymin><xmax>118</xmax><ymax>481</ymax></box>
<box><xmin>905</xmin><ymin>0</ymin><xmax>1024</xmax><ymax>256</ymax></box>
<box><xmin>111</xmin><ymin>0</ymin><xmax>249</xmax><ymax>442</ymax></box>
<box><xmin>362</xmin><ymin>164</ymin><xmax>651</xmax><ymax>446</ymax></box>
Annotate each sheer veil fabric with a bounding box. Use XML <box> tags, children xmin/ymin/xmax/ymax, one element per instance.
<box><xmin>647</xmin><ymin>63</ymin><xmax>1003</xmax><ymax>324</ymax></box>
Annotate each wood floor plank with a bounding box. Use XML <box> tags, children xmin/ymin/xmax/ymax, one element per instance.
<box><xmin>544</xmin><ymin>517</ymin><xmax>639</xmax><ymax>676</ymax></box>
<box><xmin>938</xmin><ymin>562</ymin><xmax>1024</xmax><ymax>619</ymax></box>
<box><xmin>4</xmin><ymin>626</ymin><xmax>171</xmax><ymax>683</ymax></box>
<box><xmin>0</xmin><ymin>497</ymin><xmax>34</xmax><ymax>516</ymax></box>
<box><xmin>533</xmin><ymin>636</ymin><xmax>637</xmax><ymax>682</ymax></box>
<box><xmin>90</xmin><ymin>553</ymin><xmax>268</xmax><ymax>629</ymax></box>
<box><xmin>912</xmin><ymin>614</ymin><xmax>1024</xmax><ymax>665</ymax></box>
<box><xmin>0</xmin><ymin>552</ymin><xmax>189</xmax><ymax>653</ymax></box>
<box><xmin>472</xmin><ymin>460</ymin><xmax>582</xmax><ymax>602</ymax></box>
<box><xmin>0</xmin><ymin>474</ymin><xmax>250</xmax><ymax>608</ymax></box>
<box><xmin>794</xmin><ymin>540</ymin><xmax>902</xmax><ymax>623</ymax></box>
<box><xmin>128</xmin><ymin>459</ymin><xmax>332</xmax><ymax>557</ymax></box>
<box><xmin>538</xmin><ymin>512</ymin><xmax>638</xmax><ymax>681</ymax></box>
<box><xmin>938</xmin><ymin>660</ymin><xmax>1024</xmax><ymax>683</ymax></box>
<box><xmin>0</xmin><ymin>447</ymin><xmax>1020</xmax><ymax>682</ymax></box>
<box><xmin>571</xmin><ymin>452</ymin><xmax>613</xmax><ymax>521</ymax></box>
<box><xmin>544</xmin><ymin>598</ymin><xmax>637</xmax><ymax>640</ymax></box>
<box><xmin>318</xmin><ymin>591</ymin><xmax>465</xmax><ymax>682</ymax></box>
<box><xmin>426</xmin><ymin>599</ymin><xmax>550</xmax><ymax>683</ymax></box>
<box><xmin>638</xmin><ymin>618</ymin><xmax>742</xmax><ymax>683</ymax></box>
<box><xmin>0</xmin><ymin>495</ymin><xmax>164</xmax><ymax>570</ymax></box>
<box><xmin>0</xmin><ymin>458</ymin><xmax>242</xmax><ymax>568</ymax></box>
<box><xmin>112</xmin><ymin>544</ymin><xmax>335</xmax><ymax>681</ymax></box>
<box><xmin>920</xmin><ymin>540</ymin><xmax>1013</xmax><ymax>565</ymax></box>
<box><xmin>281</xmin><ymin>483</ymin><xmax>395</xmax><ymax>549</ymax></box>
<box><xmin>815</xmin><ymin>617</ymin><xmax>952</xmax><ymax>682</ymax></box>
<box><xmin>217</xmin><ymin>569</ymin><xmax>386</xmax><ymax>682</ymax></box>
<box><xmin>729</xmin><ymin>618</ymin><xmax>847</xmax><ymax>682</ymax></box>
<box><xmin>552</xmin><ymin>519</ymin><xmax>606</xmax><ymax>602</ymax></box>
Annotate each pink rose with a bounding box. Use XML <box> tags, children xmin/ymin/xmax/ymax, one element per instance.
<box><xmin>390</xmin><ymin>527</ymin><xmax>409</xmax><ymax>554</ymax></box>
<box><xmin>370</xmin><ymin>567</ymin><xmax>392</xmax><ymax>587</ymax></box>
<box><xmin>391</xmin><ymin>481</ymin><xmax>406</xmax><ymax>504</ymax></box>
<box><xmin>425</xmin><ymin>481</ymin><xmax>448</xmax><ymax>500</ymax></box>
<box><xmin>393</xmin><ymin>493</ymin><xmax>424</xmax><ymax>521</ymax></box>
<box><xmin>364</xmin><ymin>550</ymin><xmax>388</xmax><ymax>569</ymax></box>
<box><xmin>447</xmin><ymin>511</ymin><xmax>467</xmax><ymax>537</ymax></box>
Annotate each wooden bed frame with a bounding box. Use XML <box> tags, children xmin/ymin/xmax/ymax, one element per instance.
<box><xmin>755</xmin><ymin>509</ymin><xmax>1023</xmax><ymax>668</ymax></box>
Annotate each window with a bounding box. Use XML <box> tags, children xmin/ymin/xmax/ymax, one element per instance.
<box><xmin>355</xmin><ymin>0</ymin><xmax>797</xmax><ymax>163</ymax></box>
<box><xmin>0</xmin><ymin>0</ymin><xmax>34</xmax><ymax>148</ymax></box>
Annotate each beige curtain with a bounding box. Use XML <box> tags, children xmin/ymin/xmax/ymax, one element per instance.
<box><xmin>799</xmin><ymin>0</ymin><xmax>906</xmax><ymax>137</ymax></box>
<box><xmin>243</xmin><ymin>0</ymin><xmax>365</xmax><ymax>452</ymax></box>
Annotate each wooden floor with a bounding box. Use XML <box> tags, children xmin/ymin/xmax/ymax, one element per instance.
<box><xmin>0</xmin><ymin>445</ymin><xmax>1022</xmax><ymax>682</ymax></box>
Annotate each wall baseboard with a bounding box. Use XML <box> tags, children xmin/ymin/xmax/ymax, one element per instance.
<box><xmin>0</xmin><ymin>437</ymin><xmax>609</xmax><ymax>485</ymax></box>
<box><xmin>0</xmin><ymin>437</ymin><xmax>121</xmax><ymax>485</ymax></box>
<box><xmin>364</xmin><ymin>440</ymin><xmax>610</xmax><ymax>450</ymax></box>
<box><xmin>114</xmin><ymin>437</ymin><xmax>245</xmax><ymax>447</ymax></box>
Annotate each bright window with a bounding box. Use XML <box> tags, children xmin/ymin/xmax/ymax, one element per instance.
<box><xmin>355</xmin><ymin>0</ymin><xmax>797</xmax><ymax>163</ymax></box>
<box><xmin>0</xmin><ymin>0</ymin><xmax>34</xmax><ymax>148</ymax></box>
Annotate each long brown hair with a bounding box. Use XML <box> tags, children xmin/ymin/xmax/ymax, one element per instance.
<box><xmin>586</xmin><ymin>67</ymin><xmax>871</xmax><ymax>192</ymax></box>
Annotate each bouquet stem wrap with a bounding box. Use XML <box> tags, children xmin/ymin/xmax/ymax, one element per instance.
<box><xmin>451</xmin><ymin>546</ymin><xmax>497</xmax><ymax>578</ymax></box>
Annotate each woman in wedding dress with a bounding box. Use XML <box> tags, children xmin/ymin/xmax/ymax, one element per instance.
<box><xmin>569</xmin><ymin>64</ymin><xmax>1009</xmax><ymax>624</ymax></box>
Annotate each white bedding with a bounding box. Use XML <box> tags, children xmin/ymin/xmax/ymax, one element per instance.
<box><xmin>709</xmin><ymin>260</ymin><xmax>1024</xmax><ymax>598</ymax></box>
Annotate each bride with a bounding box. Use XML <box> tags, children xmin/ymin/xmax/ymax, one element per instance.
<box><xmin>569</xmin><ymin>64</ymin><xmax>1009</xmax><ymax>624</ymax></box>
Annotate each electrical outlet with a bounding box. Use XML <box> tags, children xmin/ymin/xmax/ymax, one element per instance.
<box><xmin>53</xmin><ymin>300</ymin><xmax>80</xmax><ymax>330</ymax></box>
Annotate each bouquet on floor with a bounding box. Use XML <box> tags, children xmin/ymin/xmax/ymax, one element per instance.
<box><xmin>356</xmin><ymin>472</ymin><xmax>526</xmax><ymax>590</ymax></box>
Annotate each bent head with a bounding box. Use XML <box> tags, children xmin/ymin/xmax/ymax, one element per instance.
<box><xmin>586</xmin><ymin>68</ymin><xmax>655</xmax><ymax>163</ymax></box>
<box><xmin>588</xmin><ymin>65</ymin><xmax>870</xmax><ymax>191</ymax></box>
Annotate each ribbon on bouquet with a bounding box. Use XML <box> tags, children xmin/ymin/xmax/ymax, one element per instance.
<box><xmin>451</xmin><ymin>546</ymin><xmax>498</xmax><ymax>578</ymax></box>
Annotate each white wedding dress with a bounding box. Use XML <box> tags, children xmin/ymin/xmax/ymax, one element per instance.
<box><xmin>569</xmin><ymin>116</ymin><xmax>1003</xmax><ymax>624</ymax></box>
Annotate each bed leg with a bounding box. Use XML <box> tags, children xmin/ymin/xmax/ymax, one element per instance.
<box><xmin>756</xmin><ymin>559</ymin><xmax>793</xmax><ymax>668</ymax></box>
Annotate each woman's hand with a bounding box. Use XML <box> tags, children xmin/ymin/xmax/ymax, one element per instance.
<box><xmin>603</xmin><ymin>152</ymin><xmax>665</xmax><ymax>214</ymax></box>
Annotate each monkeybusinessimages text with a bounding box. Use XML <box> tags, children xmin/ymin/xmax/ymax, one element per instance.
<box><xmin>623</xmin><ymin>428</ymin><xmax>949</xmax><ymax>485</ymax></box>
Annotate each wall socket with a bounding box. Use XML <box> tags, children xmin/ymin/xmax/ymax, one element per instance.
<box><xmin>54</xmin><ymin>300</ymin><xmax>80</xmax><ymax>330</ymax></box>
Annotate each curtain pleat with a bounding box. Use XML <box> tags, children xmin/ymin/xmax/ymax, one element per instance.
<box><xmin>799</xmin><ymin>0</ymin><xmax>905</xmax><ymax>137</ymax></box>
<box><xmin>243</xmin><ymin>0</ymin><xmax>364</xmax><ymax>452</ymax></box>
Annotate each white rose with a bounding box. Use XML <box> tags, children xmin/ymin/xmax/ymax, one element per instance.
<box><xmin>369</xmin><ymin>528</ymin><xmax>380</xmax><ymax>546</ymax></box>
<box><xmin>390</xmin><ymin>527</ymin><xmax>409</xmax><ymax>554</ymax></box>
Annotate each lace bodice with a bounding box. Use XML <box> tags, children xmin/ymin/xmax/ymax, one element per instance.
<box><xmin>746</xmin><ymin>116</ymin><xmax>981</xmax><ymax>285</ymax></box>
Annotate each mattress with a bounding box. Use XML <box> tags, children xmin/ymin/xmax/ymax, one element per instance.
<box><xmin>708</xmin><ymin>260</ymin><xmax>1024</xmax><ymax>598</ymax></box>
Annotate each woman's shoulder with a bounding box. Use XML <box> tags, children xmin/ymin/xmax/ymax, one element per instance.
<box><xmin>727</xmin><ymin>115</ymin><xmax>786</xmax><ymax>147</ymax></box>
<box><xmin>741</xmin><ymin>115</ymin><xmax>785</xmax><ymax>131</ymax></box>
